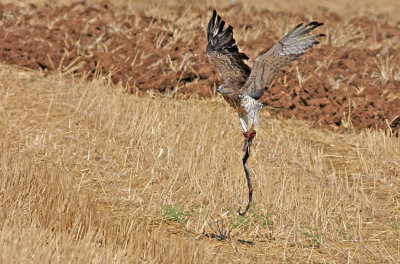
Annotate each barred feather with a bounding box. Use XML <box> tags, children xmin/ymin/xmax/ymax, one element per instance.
<box><xmin>241</xmin><ymin>22</ymin><xmax>324</xmax><ymax>100</ymax></box>
<box><xmin>206</xmin><ymin>10</ymin><xmax>250</xmax><ymax>91</ymax></box>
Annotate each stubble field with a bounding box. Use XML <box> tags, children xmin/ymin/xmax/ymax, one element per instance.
<box><xmin>1</xmin><ymin>0</ymin><xmax>400</xmax><ymax>263</ymax></box>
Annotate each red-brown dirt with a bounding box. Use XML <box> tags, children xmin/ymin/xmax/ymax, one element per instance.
<box><xmin>0</xmin><ymin>1</ymin><xmax>399</xmax><ymax>133</ymax></box>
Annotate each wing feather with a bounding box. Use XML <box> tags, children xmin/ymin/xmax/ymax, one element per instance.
<box><xmin>241</xmin><ymin>22</ymin><xmax>325</xmax><ymax>99</ymax></box>
<box><xmin>206</xmin><ymin>10</ymin><xmax>251</xmax><ymax>91</ymax></box>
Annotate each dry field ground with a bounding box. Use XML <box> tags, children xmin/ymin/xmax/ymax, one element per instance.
<box><xmin>1</xmin><ymin>0</ymin><xmax>400</xmax><ymax>263</ymax></box>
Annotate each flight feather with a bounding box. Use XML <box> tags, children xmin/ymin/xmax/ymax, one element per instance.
<box><xmin>241</xmin><ymin>22</ymin><xmax>325</xmax><ymax>99</ymax></box>
<box><xmin>206</xmin><ymin>10</ymin><xmax>251</xmax><ymax>91</ymax></box>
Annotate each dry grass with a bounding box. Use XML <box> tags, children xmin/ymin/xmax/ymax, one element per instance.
<box><xmin>1</xmin><ymin>63</ymin><xmax>399</xmax><ymax>263</ymax></box>
<box><xmin>1</xmin><ymin>0</ymin><xmax>400</xmax><ymax>262</ymax></box>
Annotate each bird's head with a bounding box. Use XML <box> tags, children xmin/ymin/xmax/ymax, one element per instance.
<box><xmin>217</xmin><ymin>84</ymin><xmax>232</xmax><ymax>94</ymax></box>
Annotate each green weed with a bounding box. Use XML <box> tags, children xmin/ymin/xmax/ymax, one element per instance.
<box><xmin>302</xmin><ymin>226</ymin><xmax>324</xmax><ymax>248</ymax></box>
<box><xmin>162</xmin><ymin>204</ymin><xmax>193</xmax><ymax>225</ymax></box>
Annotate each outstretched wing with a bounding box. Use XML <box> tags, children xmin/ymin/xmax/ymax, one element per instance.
<box><xmin>206</xmin><ymin>10</ymin><xmax>251</xmax><ymax>91</ymax></box>
<box><xmin>241</xmin><ymin>22</ymin><xmax>325</xmax><ymax>99</ymax></box>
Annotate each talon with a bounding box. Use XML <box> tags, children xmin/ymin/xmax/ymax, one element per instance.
<box><xmin>243</xmin><ymin>130</ymin><xmax>257</xmax><ymax>138</ymax></box>
<box><xmin>242</xmin><ymin>130</ymin><xmax>256</xmax><ymax>151</ymax></box>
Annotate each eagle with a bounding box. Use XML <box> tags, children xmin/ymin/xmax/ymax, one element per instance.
<box><xmin>206</xmin><ymin>10</ymin><xmax>324</xmax><ymax>138</ymax></box>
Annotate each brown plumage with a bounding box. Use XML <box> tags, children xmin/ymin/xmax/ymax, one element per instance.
<box><xmin>206</xmin><ymin>10</ymin><xmax>325</xmax><ymax>136</ymax></box>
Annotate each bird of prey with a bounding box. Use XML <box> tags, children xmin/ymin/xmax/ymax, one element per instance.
<box><xmin>206</xmin><ymin>10</ymin><xmax>324</xmax><ymax>138</ymax></box>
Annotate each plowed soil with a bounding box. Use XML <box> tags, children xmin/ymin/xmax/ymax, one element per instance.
<box><xmin>1</xmin><ymin>1</ymin><xmax>400</xmax><ymax>132</ymax></box>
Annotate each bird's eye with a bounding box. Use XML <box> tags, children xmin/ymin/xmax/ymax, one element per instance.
<box><xmin>224</xmin><ymin>86</ymin><xmax>228</xmax><ymax>90</ymax></box>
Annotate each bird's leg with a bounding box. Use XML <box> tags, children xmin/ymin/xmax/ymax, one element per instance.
<box><xmin>242</xmin><ymin>125</ymin><xmax>256</xmax><ymax>151</ymax></box>
<box><xmin>243</xmin><ymin>125</ymin><xmax>256</xmax><ymax>139</ymax></box>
